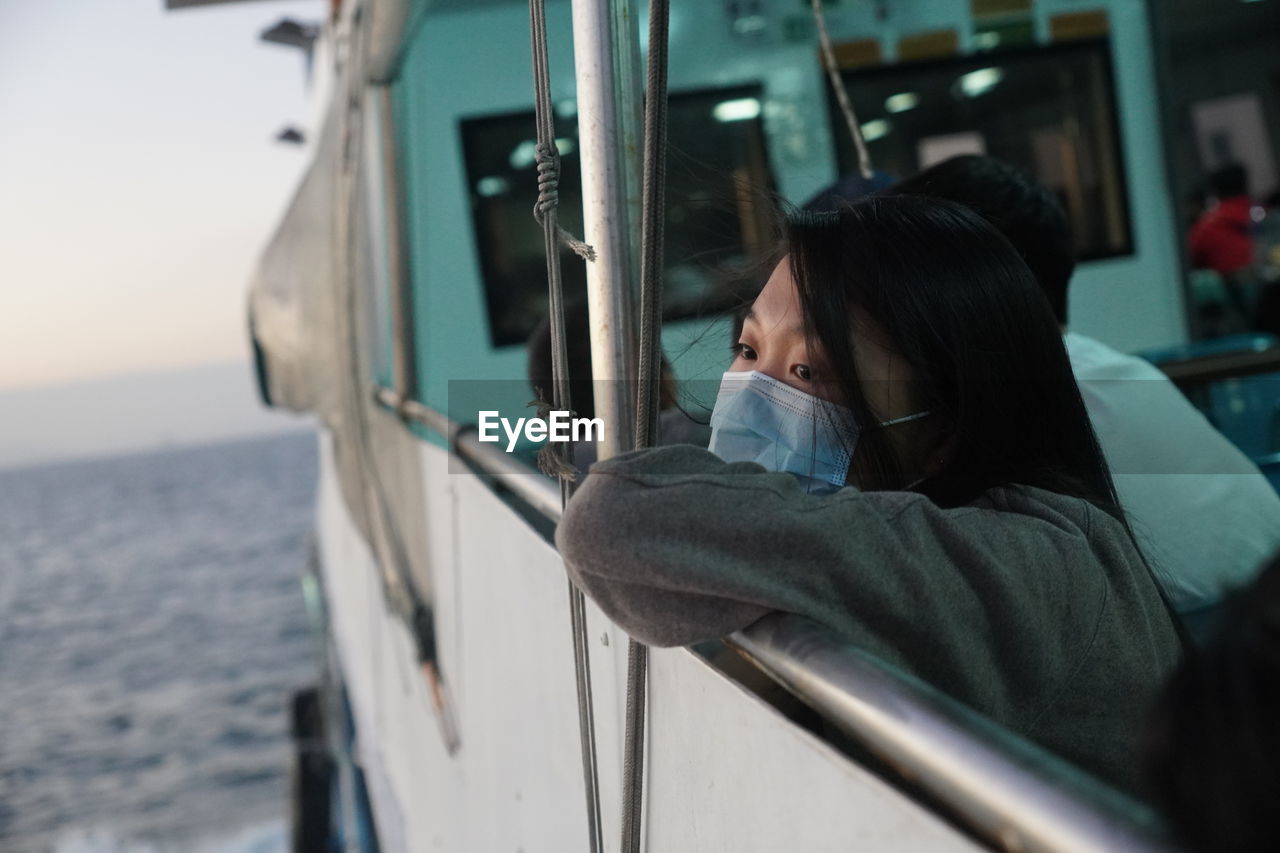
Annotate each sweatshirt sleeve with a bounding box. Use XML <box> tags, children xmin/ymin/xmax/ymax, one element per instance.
<box><xmin>554</xmin><ymin>445</ymin><xmax>1108</xmax><ymax>674</ymax></box>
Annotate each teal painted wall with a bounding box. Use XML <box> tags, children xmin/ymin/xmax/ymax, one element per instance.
<box><xmin>394</xmin><ymin>3</ymin><xmax>578</xmax><ymax>424</ymax></box>
<box><xmin>391</xmin><ymin>0</ymin><xmax>1186</xmax><ymax>427</ymax></box>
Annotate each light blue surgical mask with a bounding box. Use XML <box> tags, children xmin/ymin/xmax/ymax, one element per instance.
<box><xmin>707</xmin><ymin>370</ymin><xmax>930</xmax><ymax>495</ymax></box>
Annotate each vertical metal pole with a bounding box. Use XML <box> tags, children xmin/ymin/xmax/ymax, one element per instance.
<box><xmin>571</xmin><ymin>0</ymin><xmax>642</xmax><ymax>461</ymax></box>
<box><xmin>374</xmin><ymin>85</ymin><xmax>418</xmax><ymax>405</ymax></box>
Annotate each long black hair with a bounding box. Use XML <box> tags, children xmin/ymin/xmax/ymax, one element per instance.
<box><xmin>785</xmin><ymin>194</ymin><xmax>1123</xmax><ymax>516</ymax></box>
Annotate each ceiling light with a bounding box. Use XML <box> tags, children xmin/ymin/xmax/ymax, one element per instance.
<box><xmin>956</xmin><ymin>67</ymin><xmax>1004</xmax><ymax>98</ymax></box>
<box><xmin>713</xmin><ymin>98</ymin><xmax>762</xmax><ymax>122</ymax></box>
<box><xmin>476</xmin><ymin>176</ymin><xmax>510</xmax><ymax>198</ymax></box>
<box><xmin>509</xmin><ymin>140</ymin><xmax>538</xmax><ymax>170</ymax></box>
<box><xmin>973</xmin><ymin>31</ymin><xmax>1001</xmax><ymax>50</ymax></box>
<box><xmin>860</xmin><ymin>119</ymin><xmax>891</xmax><ymax>142</ymax></box>
<box><xmin>885</xmin><ymin>92</ymin><xmax>920</xmax><ymax>113</ymax></box>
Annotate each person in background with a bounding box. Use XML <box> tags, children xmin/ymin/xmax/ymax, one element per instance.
<box><xmin>1190</xmin><ymin>163</ymin><xmax>1264</xmax><ymax>328</ymax></box>
<box><xmin>526</xmin><ymin>297</ymin><xmax>710</xmax><ymax>470</ymax></box>
<box><xmin>889</xmin><ymin>155</ymin><xmax>1280</xmax><ymax>636</ymax></box>
<box><xmin>801</xmin><ymin>168</ymin><xmax>896</xmax><ymax>212</ymax></box>
<box><xmin>1143</xmin><ymin>548</ymin><xmax>1280</xmax><ymax>852</ymax></box>
<box><xmin>1189</xmin><ymin>163</ymin><xmax>1258</xmax><ymax>278</ymax></box>
<box><xmin>557</xmin><ymin>196</ymin><xmax>1181</xmax><ymax>792</ymax></box>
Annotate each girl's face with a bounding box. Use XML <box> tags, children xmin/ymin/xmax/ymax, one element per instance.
<box><xmin>731</xmin><ymin>258</ymin><xmax>944</xmax><ymax>484</ymax></box>
<box><xmin>731</xmin><ymin>258</ymin><xmax>922</xmax><ymax>420</ymax></box>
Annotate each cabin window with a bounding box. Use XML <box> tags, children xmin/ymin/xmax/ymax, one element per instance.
<box><xmin>460</xmin><ymin>84</ymin><xmax>776</xmax><ymax>348</ymax></box>
<box><xmin>830</xmin><ymin>39</ymin><xmax>1132</xmax><ymax>262</ymax></box>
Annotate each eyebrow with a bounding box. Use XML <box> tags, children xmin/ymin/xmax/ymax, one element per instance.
<box><xmin>742</xmin><ymin>308</ymin><xmax>803</xmax><ymax>337</ymax></box>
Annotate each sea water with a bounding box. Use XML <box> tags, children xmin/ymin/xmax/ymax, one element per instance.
<box><xmin>0</xmin><ymin>433</ymin><xmax>319</xmax><ymax>853</ymax></box>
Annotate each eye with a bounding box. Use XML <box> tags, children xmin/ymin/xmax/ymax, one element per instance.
<box><xmin>732</xmin><ymin>342</ymin><xmax>758</xmax><ymax>361</ymax></box>
<box><xmin>793</xmin><ymin>364</ymin><xmax>812</xmax><ymax>382</ymax></box>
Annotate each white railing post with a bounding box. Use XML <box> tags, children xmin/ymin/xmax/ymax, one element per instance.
<box><xmin>570</xmin><ymin>0</ymin><xmax>643</xmax><ymax>461</ymax></box>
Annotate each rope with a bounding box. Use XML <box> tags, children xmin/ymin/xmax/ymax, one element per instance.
<box><xmin>811</xmin><ymin>0</ymin><xmax>874</xmax><ymax>179</ymax></box>
<box><xmin>530</xmin><ymin>389</ymin><xmax>579</xmax><ymax>481</ymax></box>
<box><xmin>535</xmin><ymin>145</ymin><xmax>597</xmax><ymax>262</ymax></box>
<box><xmin>527</xmin><ymin>1</ymin><xmax>603</xmax><ymax>851</ymax></box>
<box><xmin>620</xmin><ymin>0</ymin><xmax>670</xmax><ymax>850</ymax></box>
<box><xmin>633</xmin><ymin>0</ymin><xmax>668</xmax><ymax>451</ymax></box>
<box><xmin>620</xmin><ymin>639</ymin><xmax>649</xmax><ymax>852</ymax></box>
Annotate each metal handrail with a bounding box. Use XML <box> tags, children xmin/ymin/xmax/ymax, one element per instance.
<box><xmin>374</xmin><ymin>387</ymin><xmax>564</xmax><ymax>520</ymax></box>
<box><xmin>381</xmin><ymin>390</ymin><xmax>1173</xmax><ymax>853</ymax></box>
<box><xmin>455</xmin><ymin>427</ymin><xmax>565</xmax><ymax>522</ymax></box>
<box><xmin>729</xmin><ymin>616</ymin><xmax>1170</xmax><ymax>853</ymax></box>
<box><xmin>1160</xmin><ymin>346</ymin><xmax>1280</xmax><ymax>389</ymax></box>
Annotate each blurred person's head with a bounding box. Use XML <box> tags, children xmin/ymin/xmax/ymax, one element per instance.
<box><xmin>1142</xmin><ymin>550</ymin><xmax>1280</xmax><ymax>852</ymax></box>
<box><xmin>527</xmin><ymin>297</ymin><xmax>599</xmax><ymax>420</ymax></box>
<box><xmin>1210</xmin><ymin>163</ymin><xmax>1249</xmax><ymax>200</ymax></box>
<box><xmin>801</xmin><ymin>169</ymin><xmax>896</xmax><ymax>213</ymax></box>
<box><xmin>888</xmin><ymin>155</ymin><xmax>1075</xmax><ymax>326</ymax></box>
<box><xmin>1184</xmin><ymin>185</ymin><xmax>1209</xmax><ymax>227</ymax></box>
<box><xmin>527</xmin><ymin>296</ymin><xmax>677</xmax><ymax>421</ymax></box>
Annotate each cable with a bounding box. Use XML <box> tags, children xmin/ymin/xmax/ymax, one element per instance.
<box><xmin>812</xmin><ymin>0</ymin><xmax>874</xmax><ymax>179</ymax></box>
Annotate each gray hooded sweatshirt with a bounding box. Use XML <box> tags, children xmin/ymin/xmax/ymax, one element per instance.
<box><xmin>555</xmin><ymin>445</ymin><xmax>1182</xmax><ymax>792</ymax></box>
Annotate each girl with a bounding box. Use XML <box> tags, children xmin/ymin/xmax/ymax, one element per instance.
<box><xmin>556</xmin><ymin>195</ymin><xmax>1181</xmax><ymax>791</ymax></box>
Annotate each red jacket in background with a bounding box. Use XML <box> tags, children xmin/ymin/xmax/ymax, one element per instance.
<box><xmin>1189</xmin><ymin>196</ymin><xmax>1257</xmax><ymax>275</ymax></box>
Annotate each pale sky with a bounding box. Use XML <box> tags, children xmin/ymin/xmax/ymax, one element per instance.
<box><xmin>0</xmin><ymin>0</ymin><xmax>324</xmax><ymax>392</ymax></box>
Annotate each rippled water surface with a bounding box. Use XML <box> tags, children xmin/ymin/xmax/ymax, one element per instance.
<box><xmin>0</xmin><ymin>433</ymin><xmax>319</xmax><ymax>852</ymax></box>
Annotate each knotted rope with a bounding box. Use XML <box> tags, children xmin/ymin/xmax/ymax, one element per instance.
<box><xmin>527</xmin><ymin>1</ymin><xmax>603</xmax><ymax>851</ymax></box>
<box><xmin>534</xmin><ymin>143</ymin><xmax>597</xmax><ymax>262</ymax></box>
<box><xmin>529</xmin><ymin>388</ymin><xmax>580</xmax><ymax>481</ymax></box>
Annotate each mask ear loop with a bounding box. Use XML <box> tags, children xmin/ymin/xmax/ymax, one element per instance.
<box><xmin>874</xmin><ymin>410</ymin><xmax>934</xmax><ymax>491</ymax></box>
<box><xmin>879</xmin><ymin>409</ymin><xmax>932</xmax><ymax>428</ymax></box>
